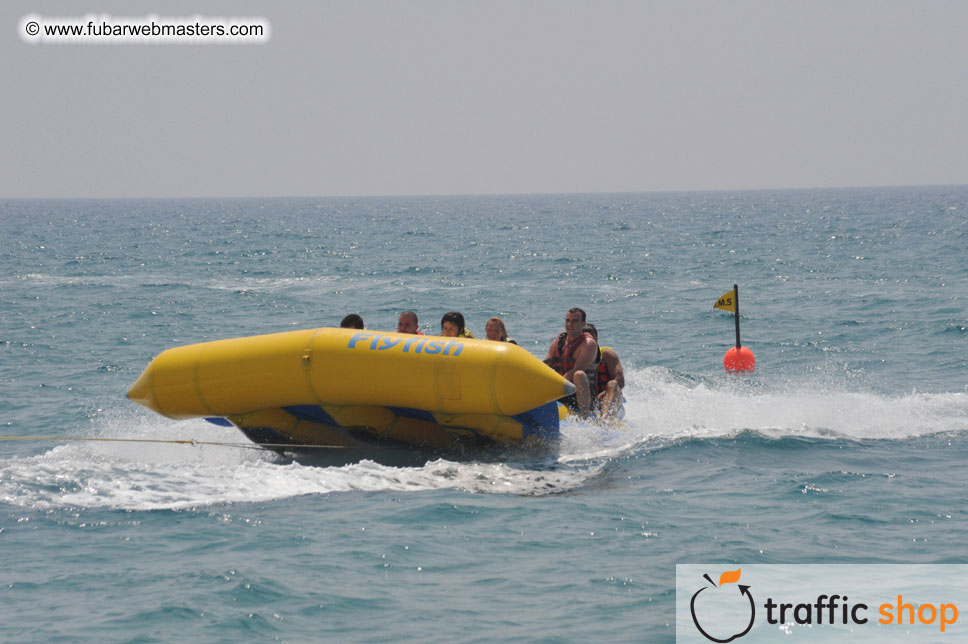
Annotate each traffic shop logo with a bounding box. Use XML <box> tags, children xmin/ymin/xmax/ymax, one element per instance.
<box><xmin>690</xmin><ymin>569</ymin><xmax>755</xmax><ymax>643</ymax></box>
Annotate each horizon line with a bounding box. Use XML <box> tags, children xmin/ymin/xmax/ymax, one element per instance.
<box><xmin>3</xmin><ymin>182</ymin><xmax>967</xmax><ymax>201</ymax></box>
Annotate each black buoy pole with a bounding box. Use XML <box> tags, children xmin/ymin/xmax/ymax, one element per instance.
<box><xmin>733</xmin><ymin>284</ymin><xmax>741</xmax><ymax>349</ymax></box>
<box><xmin>720</xmin><ymin>283</ymin><xmax>754</xmax><ymax>372</ymax></box>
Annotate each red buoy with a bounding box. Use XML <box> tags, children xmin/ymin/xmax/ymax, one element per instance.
<box><xmin>715</xmin><ymin>284</ymin><xmax>756</xmax><ymax>373</ymax></box>
<box><xmin>723</xmin><ymin>346</ymin><xmax>755</xmax><ymax>372</ymax></box>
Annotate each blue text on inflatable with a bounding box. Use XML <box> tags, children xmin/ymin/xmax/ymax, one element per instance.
<box><xmin>347</xmin><ymin>332</ymin><xmax>464</xmax><ymax>356</ymax></box>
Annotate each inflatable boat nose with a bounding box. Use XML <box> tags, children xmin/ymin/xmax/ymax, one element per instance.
<box><xmin>127</xmin><ymin>369</ymin><xmax>152</xmax><ymax>408</ymax></box>
<box><xmin>563</xmin><ymin>380</ymin><xmax>576</xmax><ymax>396</ymax></box>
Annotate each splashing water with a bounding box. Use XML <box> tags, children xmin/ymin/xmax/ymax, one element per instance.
<box><xmin>3</xmin><ymin>367</ymin><xmax>965</xmax><ymax>512</ymax></box>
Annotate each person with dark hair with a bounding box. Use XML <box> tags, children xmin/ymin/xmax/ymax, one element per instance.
<box><xmin>583</xmin><ymin>323</ymin><xmax>625</xmax><ymax>420</ymax></box>
<box><xmin>484</xmin><ymin>317</ymin><xmax>516</xmax><ymax>344</ymax></box>
<box><xmin>339</xmin><ymin>313</ymin><xmax>364</xmax><ymax>329</ymax></box>
<box><xmin>441</xmin><ymin>311</ymin><xmax>475</xmax><ymax>338</ymax></box>
<box><xmin>397</xmin><ymin>310</ymin><xmax>423</xmax><ymax>335</ymax></box>
<box><xmin>544</xmin><ymin>307</ymin><xmax>598</xmax><ymax>418</ymax></box>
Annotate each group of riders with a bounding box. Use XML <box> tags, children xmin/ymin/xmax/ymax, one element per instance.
<box><xmin>339</xmin><ymin>307</ymin><xmax>625</xmax><ymax>421</ymax></box>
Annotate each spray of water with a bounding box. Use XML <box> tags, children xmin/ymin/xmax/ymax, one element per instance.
<box><xmin>2</xmin><ymin>368</ymin><xmax>965</xmax><ymax>511</ymax></box>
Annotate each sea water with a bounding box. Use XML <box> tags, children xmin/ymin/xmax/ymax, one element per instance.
<box><xmin>0</xmin><ymin>188</ymin><xmax>966</xmax><ymax>642</ymax></box>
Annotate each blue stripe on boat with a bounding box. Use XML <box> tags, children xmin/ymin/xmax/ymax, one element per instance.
<box><xmin>204</xmin><ymin>417</ymin><xmax>234</xmax><ymax>427</ymax></box>
<box><xmin>386</xmin><ymin>406</ymin><xmax>437</xmax><ymax>423</ymax></box>
<box><xmin>513</xmin><ymin>401</ymin><xmax>560</xmax><ymax>439</ymax></box>
<box><xmin>283</xmin><ymin>405</ymin><xmax>339</xmax><ymax>426</ymax></box>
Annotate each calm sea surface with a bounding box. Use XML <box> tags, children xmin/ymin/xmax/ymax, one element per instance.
<box><xmin>1</xmin><ymin>188</ymin><xmax>967</xmax><ymax>642</ymax></box>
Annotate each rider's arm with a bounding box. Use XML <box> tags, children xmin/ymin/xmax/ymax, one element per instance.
<box><xmin>610</xmin><ymin>353</ymin><xmax>625</xmax><ymax>388</ymax></box>
<box><xmin>569</xmin><ymin>337</ymin><xmax>598</xmax><ymax>375</ymax></box>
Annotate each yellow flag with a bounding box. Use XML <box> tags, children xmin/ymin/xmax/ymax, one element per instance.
<box><xmin>714</xmin><ymin>290</ymin><xmax>736</xmax><ymax>312</ymax></box>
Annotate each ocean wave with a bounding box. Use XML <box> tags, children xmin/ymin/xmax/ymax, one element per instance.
<box><xmin>0</xmin><ymin>448</ymin><xmax>602</xmax><ymax>511</ymax></box>
<box><xmin>0</xmin><ymin>411</ymin><xmax>603</xmax><ymax>511</ymax></box>
<box><xmin>9</xmin><ymin>272</ymin><xmax>342</xmax><ymax>295</ymax></box>
<box><xmin>2</xmin><ymin>370</ymin><xmax>966</xmax><ymax>512</ymax></box>
<box><xmin>615</xmin><ymin>366</ymin><xmax>968</xmax><ymax>442</ymax></box>
<box><xmin>15</xmin><ymin>273</ymin><xmax>128</xmax><ymax>288</ymax></box>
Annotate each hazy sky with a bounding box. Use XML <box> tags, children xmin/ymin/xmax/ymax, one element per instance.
<box><xmin>3</xmin><ymin>0</ymin><xmax>967</xmax><ymax>198</ymax></box>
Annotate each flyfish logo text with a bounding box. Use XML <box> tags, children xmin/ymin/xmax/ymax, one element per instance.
<box><xmin>347</xmin><ymin>332</ymin><xmax>465</xmax><ymax>356</ymax></box>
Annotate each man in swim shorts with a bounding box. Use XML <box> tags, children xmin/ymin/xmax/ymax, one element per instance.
<box><xmin>544</xmin><ymin>307</ymin><xmax>599</xmax><ymax>418</ymax></box>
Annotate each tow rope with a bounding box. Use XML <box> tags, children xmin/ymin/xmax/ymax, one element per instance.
<box><xmin>0</xmin><ymin>435</ymin><xmax>345</xmax><ymax>451</ymax></box>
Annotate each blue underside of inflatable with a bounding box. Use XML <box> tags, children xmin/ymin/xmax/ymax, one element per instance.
<box><xmin>513</xmin><ymin>401</ymin><xmax>560</xmax><ymax>439</ymax></box>
<box><xmin>205</xmin><ymin>400</ymin><xmax>562</xmax><ymax>444</ymax></box>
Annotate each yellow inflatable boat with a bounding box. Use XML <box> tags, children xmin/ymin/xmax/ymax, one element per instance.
<box><xmin>128</xmin><ymin>327</ymin><xmax>575</xmax><ymax>450</ymax></box>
